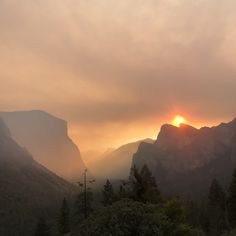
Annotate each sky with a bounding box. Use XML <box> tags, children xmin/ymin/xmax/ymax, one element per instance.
<box><xmin>0</xmin><ymin>0</ymin><xmax>236</xmax><ymax>153</ymax></box>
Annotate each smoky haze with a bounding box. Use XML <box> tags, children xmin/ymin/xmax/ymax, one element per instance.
<box><xmin>0</xmin><ymin>0</ymin><xmax>236</xmax><ymax>151</ymax></box>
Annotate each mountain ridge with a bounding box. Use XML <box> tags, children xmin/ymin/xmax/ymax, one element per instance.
<box><xmin>133</xmin><ymin>117</ymin><xmax>236</xmax><ymax>199</ymax></box>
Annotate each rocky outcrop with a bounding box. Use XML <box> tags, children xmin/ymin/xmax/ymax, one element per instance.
<box><xmin>0</xmin><ymin>110</ymin><xmax>86</xmax><ymax>180</ymax></box>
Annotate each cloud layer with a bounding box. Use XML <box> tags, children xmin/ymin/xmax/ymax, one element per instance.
<box><xmin>0</xmin><ymin>0</ymin><xmax>236</xmax><ymax>150</ymax></box>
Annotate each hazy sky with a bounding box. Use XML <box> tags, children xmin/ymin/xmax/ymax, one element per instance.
<box><xmin>0</xmin><ymin>0</ymin><xmax>236</xmax><ymax>152</ymax></box>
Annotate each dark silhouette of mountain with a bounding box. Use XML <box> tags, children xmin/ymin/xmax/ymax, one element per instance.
<box><xmin>92</xmin><ymin>139</ymin><xmax>154</xmax><ymax>179</ymax></box>
<box><xmin>0</xmin><ymin>110</ymin><xmax>86</xmax><ymax>180</ymax></box>
<box><xmin>133</xmin><ymin>118</ymin><xmax>236</xmax><ymax>199</ymax></box>
<box><xmin>0</xmin><ymin>118</ymin><xmax>76</xmax><ymax>235</ymax></box>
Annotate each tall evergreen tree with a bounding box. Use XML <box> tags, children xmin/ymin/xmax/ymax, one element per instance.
<box><xmin>35</xmin><ymin>215</ymin><xmax>50</xmax><ymax>236</ymax></box>
<box><xmin>58</xmin><ymin>198</ymin><xmax>70</xmax><ymax>235</ymax></box>
<box><xmin>207</xmin><ymin>179</ymin><xmax>227</xmax><ymax>236</ymax></box>
<box><xmin>118</xmin><ymin>184</ymin><xmax>127</xmax><ymax>199</ymax></box>
<box><xmin>228</xmin><ymin>169</ymin><xmax>236</xmax><ymax>228</ymax></box>
<box><xmin>75</xmin><ymin>190</ymin><xmax>93</xmax><ymax>220</ymax></box>
<box><xmin>102</xmin><ymin>179</ymin><xmax>115</xmax><ymax>206</ymax></box>
<box><xmin>129</xmin><ymin>164</ymin><xmax>161</xmax><ymax>203</ymax></box>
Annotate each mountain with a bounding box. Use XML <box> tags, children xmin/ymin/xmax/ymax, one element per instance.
<box><xmin>0</xmin><ymin>118</ymin><xmax>76</xmax><ymax>235</ymax></box>
<box><xmin>92</xmin><ymin>139</ymin><xmax>154</xmax><ymax>179</ymax></box>
<box><xmin>0</xmin><ymin>110</ymin><xmax>86</xmax><ymax>180</ymax></box>
<box><xmin>133</xmin><ymin>118</ymin><xmax>236</xmax><ymax>199</ymax></box>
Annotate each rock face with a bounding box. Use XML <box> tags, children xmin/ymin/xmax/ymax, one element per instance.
<box><xmin>133</xmin><ymin>119</ymin><xmax>236</xmax><ymax>199</ymax></box>
<box><xmin>0</xmin><ymin>110</ymin><xmax>86</xmax><ymax>180</ymax></box>
<box><xmin>93</xmin><ymin>139</ymin><xmax>154</xmax><ymax>179</ymax></box>
<box><xmin>0</xmin><ymin>118</ymin><xmax>75</xmax><ymax>236</ymax></box>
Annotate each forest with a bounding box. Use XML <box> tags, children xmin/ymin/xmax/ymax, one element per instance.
<box><xmin>35</xmin><ymin>165</ymin><xmax>236</xmax><ymax>236</ymax></box>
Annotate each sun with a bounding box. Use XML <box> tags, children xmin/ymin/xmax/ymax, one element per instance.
<box><xmin>172</xmin><ymin>115</ymin><xmax>186</xmax><ymax>127</ymax></box>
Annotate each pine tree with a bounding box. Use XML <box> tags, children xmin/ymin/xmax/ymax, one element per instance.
<box><xmin>102</xmin><ymin>179</ymin><xmax>115</xmax><ymax>206</ymax></box>
<box><xmin>35</xmin><ymin>215</ymin><xmax>50</xmax><ymax>236</ymax></box>
<box><xmin>129</xmin><ymin>165</ymin><xmax>161</xmax><ymax>203</ymax></box>
<box><xmin>118</xmin><ymin>184</ymin><xmax>127</xmax><ymax>199</ymax></box>
<box><xmin>207</xmin><ymin>179</ymin><xmax>227</xmax><ymax>236</ymax></box>
<box><xmin>58</xmin><ymin>198</ymin><xmax>70</xmax><ymax>235</ymax></box>
<box><xmin>75</xmin><ymin>190</ymin><xmax>93</xmax><ymax>220</ymax></box>
<box><xmin>228</xmin><ymin>169</ymin><xmax>236</xmax><ymax>228</ymax></box>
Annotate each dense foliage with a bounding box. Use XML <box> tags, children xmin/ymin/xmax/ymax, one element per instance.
<box><xmin>69</xmin><ymin>165</ymin><xmax>202</xmax><ymax>236</ymax></box>
<box><xmin>33</xmin><ymin>166</ymin><xmax>236</xmax><ymax>236</ymax></box>
<box><xmin>72</xmin><ymin>199</ymin><xmax>199</xmax><ymax>236</ymax></box>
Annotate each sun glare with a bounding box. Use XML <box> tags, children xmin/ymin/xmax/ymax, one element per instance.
<box><xmin>173</xmin><ymin>115</ymin><xmax>186</xmax><ymax>127</ymax></box>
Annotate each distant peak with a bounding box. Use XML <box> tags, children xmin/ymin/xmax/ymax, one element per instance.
<box><xmin>160</xmin><ymin>123</ymin><xmax>197</xmax><ymax>131</ymax></box>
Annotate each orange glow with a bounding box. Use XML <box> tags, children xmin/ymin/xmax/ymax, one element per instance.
<box><xmin>172</xmin><ymin>115</ymin><xmax>186</xmax><ymax>127</ymax></box>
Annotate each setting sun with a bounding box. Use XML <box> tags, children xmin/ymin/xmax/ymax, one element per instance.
<box><xmin>173</xmin><ymin>116</ymin><xmax>186</xmax><ymax>127</ymax></box>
